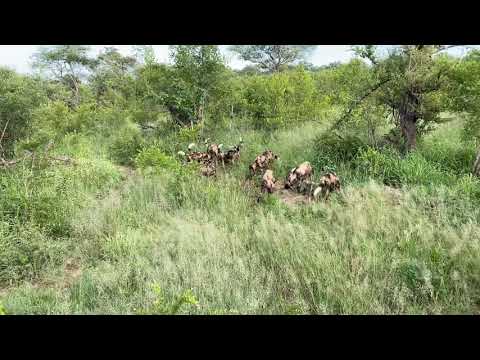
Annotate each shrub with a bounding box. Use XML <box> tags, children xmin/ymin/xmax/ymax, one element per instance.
<box><xmin>0</xmin><ymin>222</ymin><xmax>69</xmax><ymax>284</ymax></box>
<box><xmin>19</xmin><ymin>101</ymin><xmax>71</xmax><ymax>151</ymax></box>
<box><xmin>108</xmin><ymin>123</ymin><xmax>143</xmax><ymax>165</ymax></box>
<box><xmin>312</xmin><ymin>133</ymin><xmax>368</xmax><ymax>172</ymax></box>
<box><xmin>419</xmin><ymin>137</ymin><xmax>476</xmax><ymax>174</ymax></box>
<box><xmin>0</xmin><ymin>68</ymin><xmax>48</xmax><ymax>155</ymax></box>
<box><xmin>353</xmin><ymin>147</ymin><xmax>449</xmax><ymax>187</ymax></box>
<box><xmin>241</xmin><ymin>68</ymin><xmax>327</xmax><ymax>130</ymax></box>
<box><xmin>135</xmin><ymin>146</ymin><xmax>181</xmax><ymax>173</ymax></box>
<box><xmin>176</xmin><ymin>124</ymin><xmax>201</xmax><ymax>145</ymax></box>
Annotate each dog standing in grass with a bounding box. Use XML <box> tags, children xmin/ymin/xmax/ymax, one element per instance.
<box><xmin>250</xmin><ymin>150</ymin><xmax>278</xmax><ymax>175</ymax></box>
<box><xmin>313</xmin><ymin>172</ymin><xmax>341</xmax><ymax>200</ymax></box>
<box><xmin>262</xmin><ymin>169</ymin><xmax>276</xmax><ymax>193</ymax></box>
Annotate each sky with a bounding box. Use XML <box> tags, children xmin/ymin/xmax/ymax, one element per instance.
<box><xmin>0</xmin><ymin>45</ymin><xmax>474</xmax><ymax>74</ymax></box>
<box><xmin>0</xmin><ymin>45</ymin><xmax>357</xmax><ymax>73</ymax></box>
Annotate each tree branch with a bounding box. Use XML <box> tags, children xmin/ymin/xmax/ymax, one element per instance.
<box><xmin>333</xmin><ymin>78</ymin><xmax>392</xmax><ymax>129</ymax></box>
<box><xmin>433</xmin><ymin>45</ymin><xmax>459</xmax><ymax>55</ymax></box>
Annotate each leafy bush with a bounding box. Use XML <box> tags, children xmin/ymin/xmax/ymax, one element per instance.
<box><xmin>176</xmin><ymin>124</ymin><xmax>201</xmax><ymax>145</ymax></box>
<box><xmin>0</xmin><ymin>68</ymin><xmax>48</xmax><ymax>155</ymax></box>
<box><xmin>419</xmin><ymin>137</ymin><xmax>476</xmax><ymax>174</ymax></box>
<box><xmin>108</xmin><ymin>123</ymin><xmax>143</xmax><ymax>165</ymax></box>
<box><xmin>18</xmin><ymin>101</ymin><xmax>71</xmax><ymax>151</ymax></box>
<box><xmin>0</xmin><ymin>154</ymin><xmax>120</xmax><ymax>238</ymax></box>
<box><xmin>0</xmin><ymin>221</ymin><xmax>69</xmax><ymax>284</ymax></box>
<box><xmin>135</xmin><ymin>146</ymin><xmax>181</xmax><ymax>173</ymax></box>
<box><xmin>312</xmin><ymin>133</ymin><xmax>368</xmax><ymax>171</ymax></box>
<box><xmin>241</xmin><ymin>68</ymin><xmax>327</xmax><ymax>129</ymax></box>
<box><xmin>353</xmin><ymin>147</ymin><xmax>449</xmax><ymax>187</ymax></box>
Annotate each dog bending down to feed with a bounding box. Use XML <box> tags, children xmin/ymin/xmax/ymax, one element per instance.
<box><xmin>284</xmin><ymin>161</ymin><xmax>313</xmax><ymax>189</ymax></box>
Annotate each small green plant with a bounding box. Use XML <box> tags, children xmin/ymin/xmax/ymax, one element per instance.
<box><xmin>137</xmin><ymin>284</ymin><xmax>199</xmax><ymax>315</ymax></box>
<box><xmin>177</xmin><ymin>125</ymin><xmax>200</xmax><ymax>144</ymax></box>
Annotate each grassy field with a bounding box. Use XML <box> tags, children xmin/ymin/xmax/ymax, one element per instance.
<box><xmin>1</xmin><ymin>116</ymin><xmax>480</xmax><ymax>314</ymax></box>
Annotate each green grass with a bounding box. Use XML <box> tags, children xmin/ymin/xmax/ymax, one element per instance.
<box><xmin>1</xmin><ymin>117</ymin><xmax>480</xmax><ymax>314</ymax></box>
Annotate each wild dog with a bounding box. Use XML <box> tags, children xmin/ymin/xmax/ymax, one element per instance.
<box><xmin>223</xmin><ymin>144</ymin><xmax>241</xmax><ymax>165</ymax></box>
<box><xmin>284</xmin><ymin>162</ymin><xmax>313</xmax><ymax>190</ymax></box>
<box><xmin>261</xmin><ymin>169</ymin><xmax>276</xmax><ymax>193</ymax></box>
<box><xmin>186</xmin><ymin>151</ymin><xmax>211</xmax><ymax>163</ymax></box>
<box><xmin>200</xmin><ymin>161</ymin><xmax>217</xmax><ymax>177</ymax></box>
<box><xmin>207</xmin><ymin>143</ymin><xmax>222</xmax><ymax>158</ymax></box>
<box><xmin>249</xmin><ymin>150</ymin><xmax>278</xmax><ymax>175</ymax></box>
<box><xmin>315</xmin><ymin>172</ymin><xmax>341</xmax><ymax>200</ymax></box>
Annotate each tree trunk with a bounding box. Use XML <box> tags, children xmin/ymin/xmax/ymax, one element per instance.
<box><xmin>400</xmin><ymin>114</ymin><xmax>417</xmax><ymax>151</ymax></box>
<box><xmin>398</xmin><ymin>93</ymin><xmax>419</xmax><ymax>152</ymax></box>
<box><xmin>473</xmin><ymin>149</ymin><xmax>480</xmax><ymax>177</ymax></box>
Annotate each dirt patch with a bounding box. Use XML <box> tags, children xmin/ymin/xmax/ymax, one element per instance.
<box><xmin>246</xmin><ymin>178</ymin><xmax>315</xmax><ymax>207</ymax></box>
<box><xmin>274</xmin><ymin>181</ymin><xmax>313</xmax><ymax>206</ymax></box>
<box><xmin>117</xmin><ymin>165</ymin><xmax>136</xmax><ymax>180</ymax></box>
<box><xmin>277</xmin><ymin>188</ymin><xmax>312</xmax><ymax>206</ymax></box>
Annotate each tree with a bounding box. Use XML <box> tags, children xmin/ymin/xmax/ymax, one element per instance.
<box><xmin>229</xmin><ymin>45</ymin><xmax>317</xmax><ymax>73</ymax></box>
<box><xmin>139</xmin><ymin>45</ymin><xmax>226</xmax><ymax>126</ymax></box>
<box><xmin>89</xmin><ymin>47</ymin><xmax>137</xmax><ymax>104</ymax></box>
<box><xmin>132</xmin><ymin>45</ymin><xmax>157</xmax><ymax>66</ymax></box>
<box><xmin>0</xmin><ymin>67</ymin><xmax>47</xmax><ymax>157</ymax></box>
<box><xmin>338</xmin><ymin>45</ymin><xmax>455</xmax><ymax>152</ymax></box>
<box><xmin>32</xmin><ymin>45</ymin><xmax>97</xmax><ymax>107</ymax></box>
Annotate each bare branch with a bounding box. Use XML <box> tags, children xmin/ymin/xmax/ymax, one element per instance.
<box><xmin>433</xmin><ymin>45</ymin><xmax>460</xmax><ymax>55</ymax></box>
<box><xmin>333</xmin><ymin>78</ymin><xmax>392</xmax><ymax>129</ymax></box>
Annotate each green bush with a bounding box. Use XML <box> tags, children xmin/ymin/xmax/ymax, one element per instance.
<box><xmin>0</xmin><ymin>154</ymin><xmax>120</xmax><ymax>237</ymax></box>
<box><xmin>419</xmin><ymin>138</ymin><xmax>476</xmax><ymax>174</ymax></box>
<box><xmin>19</xmin><ymin>101</ymin><xmax>72</xmax><ymax>151</ymax></box>
<box><xmin>135</xmin><ymin>146</ymin><xmax>181</xmax><ymax>173</ymax></box>
<box><xmin>353</xmin><ymin>147</ymin><xmax>449</xmax><ymax>187</ymax></box>
<box><xmin>108</xmin><ymin>123</ymin><xmax>143</xmax><ymax>165</ymax></box>
<box><xmin>313</xmin><ymin>133</ymin><xmax>368</xmax><ymax>172</ymax></box>
<box><xmin>0</xmin><ymin>222</ymin><xmax>69</xmax><ymax>284</ymax></box>
<box><xmin>176</xmin><ymin>125</ymin><xmax>201</xmax><ymax>146</ymax></box>
<box><xmin>0</xmin><ymin>67</ymin><xmax>48</xmax><ymax>155</ymax></box>
<box><xmin>241</xmin><ymin>68</ymin><xmax>328</xmax><ymax>129</ymax></box>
